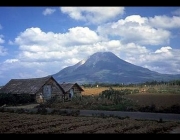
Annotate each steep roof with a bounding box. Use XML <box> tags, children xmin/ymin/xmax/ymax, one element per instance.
<box><xmin>0</xmin><ymin>76</ymin><xmax>64</xmax><ymax>94</ymax></box>
<box><xmin>60</xmin><ymin>82</ymin><xmax>84</xmax><ymax>92</ymax></box>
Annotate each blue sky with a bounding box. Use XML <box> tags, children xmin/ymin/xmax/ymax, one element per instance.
<box><xmin>0</xmin><ymin>6</ymin><xmax>180</xmax><ymax>86</ymax></box>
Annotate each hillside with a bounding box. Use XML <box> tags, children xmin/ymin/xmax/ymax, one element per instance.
<box><xmin>53</xmin><ymin>51</ymin><xmax>180</xmax><ymax>84</ymax></box>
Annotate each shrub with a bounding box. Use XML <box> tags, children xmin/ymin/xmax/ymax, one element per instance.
<box><xmin>0</xmin><ymin>93</ymin><xmax>35</xmax><ymax>106</ymax></box>
<box><xmin>0</xmin><ymin>93</ymin><xmax>16</xmax><ymax>106</ymax></box>
<box><xmin>14</xmin><ymin>94</ymin><xmax>34</xmax><ymax>104</ymax></box>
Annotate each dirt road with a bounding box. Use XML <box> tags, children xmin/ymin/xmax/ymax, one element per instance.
<box><xmin>79</xmin><ymin>110</ymin><xmax>180</xmax><ymax>121</ymax></box>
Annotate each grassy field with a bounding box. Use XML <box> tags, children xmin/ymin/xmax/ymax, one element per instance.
<box><xmin>82</xmin><ymin>85</ymin><xmax>180</xmax><ymax>96</ymax></box>
<box><xmin>80</xmin><ymin>85</ymin><xmax>180</xmax><ymax>111</ymax></box>
<box><xmin>81</xmin><ymin>86</ymin><xmax>140</xmax><ymax>96</ymax></box>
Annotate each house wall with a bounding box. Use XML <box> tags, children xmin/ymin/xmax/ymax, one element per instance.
<box><xmin>35</xmin><ymin>78</ymin><xmax>64</xmax><ymax>103</ymax></box>
<box><xmin>65</xmin><ymin>85</ymin><xmax>82</xmax><ymax>100</ymax></box>
<box><xmin>72</xmin><ymin>85</ymin><xmax>82</xmax><ymax>97</ymax></box>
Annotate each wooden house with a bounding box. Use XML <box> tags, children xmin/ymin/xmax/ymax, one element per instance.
<box><xmin>60</xmin><ymin>82</ymin><xmax>84</xmax><ymax>100</ymax></box>
<box><xmin>0</xmin><ymin>76</ymin><xmax>65</xmax><ymax>103</ymax></box>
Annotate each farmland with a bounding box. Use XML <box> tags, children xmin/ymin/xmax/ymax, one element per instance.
<box><xmin>81</xmin><ymin>85</ymin><xmax>180</xmax><ymax>109</ymax></box>
<box><xmin>1</xmin><ymin>84</ymin><xmax>180</xmax><ymax>134</ymax></box>
<box><xmin>0</xmin><ymin>112</ymin><xmax>179</xmax><ymax>134</ymax></box>
<box><xmin>32</xmin><ymin>84</ymin><xmax>180</xmax><ymax>115</ymax></box>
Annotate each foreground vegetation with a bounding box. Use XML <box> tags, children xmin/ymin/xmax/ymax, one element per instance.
<box><xmin>1</xmin><ymin>83</ymin><xmax>180</xmax><ymax>114</ymax></box>
<box><xmin>1</xmin><ymin>83</ymin><xmax>180</xmax><ymax>134</ymax></box>
<box><xmin>38</xmin><ymin>85</ymin><xmax>180</xmax><ymax>114</ymax></box>
<box><xmin>0</xmin><ymin>112</ymin><xmax>179</xmax><ymax>134</ymax></box>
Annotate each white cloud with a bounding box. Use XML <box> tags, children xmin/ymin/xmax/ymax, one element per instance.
<box><xmin>8</xmin><ymin>26</ymin><xmax>151</xmax><ymax>78</ymax></box>
<box><xmin>0</xmin><ymin>35</ymin><xmax>5</xmax><ymax>44</ymax></box>
<box><xmin>8</xmin><ymin>40</ymin><xmax>14</xmax><ymax>45</ymax></box>
<box><xmin>4</xmin><ymin>59</ymin><xmax>19</xmax><ymax>63</ymax></box>
<box><xmin>125</xmin><ymin>46</ymin><xmax>180</xmax><ymax>74</ymax></box>
<box><xmin>9</xmin><ymin>25</ymin><xmax>180</xmax><ymax>76</ymax></box>
<box><xmin>11</xmin><ymin>27</ymin><xmax>103</xmax><ymax>68</ymax></box>
<box><xmin>18</xmin><ymin>69</ymin><xmax>50</xmax><ymax>79</ymax></box>
<box><xmin>155</xmin><ymin>46</ymin><xmax>172</xmax><ymax>53</ymax></box>
<box><xmin>2</xmin><ymin>8</ymin><xmax>180</xmax><ymax>85</ymax></box>
<box><xmin>0</xmin><ymin>46</ymin><xmax>7</xmax><ymax>56</ymax></box>
<box><xmin>1</xmin><ymin>10</ymin><xmax>180</xmax><ymax>86</ymax></box>
<box><xmin>60</xmin><ymin>7</ymin><xmax>125</xmax><ymax>24</ymax></box>
<box><xmin>14</xmin><ymin>27</ymin><xmax>101</xmax><ymax>51</ymax></box>
<box><xmin>172</xmin><ymin>8</ymin><xmax>180</xmax><ymax>16</ymax></box>
<box><xmin>42</xmin><ymin>8</ymin><xmax>56</xmax><ymax>16</ymax></box>
<box><xmin>0</xmin><ymin>60</ymin><xmax>51</xmax><ymax>83</ymax></box>
<box><xmin>67</xmin><ymin>27</ymin><xmax>102</xmax><ymax>44</ymax></box>
<box><xmin>149</xmin><ymin>15</ymin><xmax>180</xmax><ymax>29</ymax></box>
<box><xmin>97</xmin><ymin>15</ymin><xmax>171</xmax><ymax>46</ymax></box>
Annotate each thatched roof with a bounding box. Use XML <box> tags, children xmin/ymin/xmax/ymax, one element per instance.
<box><xmin>60</xmin><ymin>82</ymin><xmax>84</xmax><ymax>93</ymax></box>
<box><xmin>0</xmin><ymin>76</ymin><xmax>64</xmax><ymax>94</ymax></box>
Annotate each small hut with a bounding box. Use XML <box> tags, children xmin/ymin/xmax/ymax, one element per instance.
<box><xmin>60</xmin><ymin>82</ymin><xmax>84</xmax><ymax>100</ymax></box>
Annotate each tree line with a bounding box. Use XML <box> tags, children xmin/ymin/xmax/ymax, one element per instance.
<box><xmin>82</xmin><ymin>79</ymin><xmax>180</xmax><ymax>87</ymax></box>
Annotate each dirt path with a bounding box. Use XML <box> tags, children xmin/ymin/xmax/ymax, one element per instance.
<box><xmin>4</xmin><ymin>103</ymin><xmax>39</xmax><ymax>109</ymax></box>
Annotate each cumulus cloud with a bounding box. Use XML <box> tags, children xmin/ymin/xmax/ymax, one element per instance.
<box><xmin>11</xmin><ymin>27</ymin><xmax>103</xmax><ymax>67</ymax></box>
<box><xmin>8</xmin><ymin>26</ymin><xmax>151</xmax><ymax>76</ymax></box>
<box><xmin>155</xmin><ymin>46</ymin><xmax>172</xmax><ymax>53</ymax></box>
<box><xmin>2</xmin><ymin>9</ymin><xmax>180</xmax><ymax>85</ymax></box>
<box><xmin>2</xmin><ymin>7</ymin><xmax>180</xmax><ymax>86</ymax></box>
<box><xmin>97</xmin><ymin>15</ymin><xmax>171</xmax><ymax>46</ymax></box>
<box><xmin>0</xmin><ymin>60</ymin><xmax>51</xmax><ymax>83</ymax></box>
<box><xmin>60</xmin><ymin>7</ymin><xmax>125</xmax><ymax>24</ymax></box>
<box><xmin>0</xmin><ymin>46</ymin><xmax>7</xmax><ymax>56</ymax></box>
<box><xmin>14</xmin><ymin>27</ymin><xmax>101</xmax><ymax>51</ymax></box>
<box><xmin>125</xmin><ymin>46</ymin><xmax>180</xmax><ymax>74</ymax></box>
<box><xmin>149</xmin><ymin>15</ymin><xmax>180</xmax><ymax>29</ymax></box>
<box><xmin>42</xmin><ymin>8</ymin><xmax>56</xmax><ymax>16</ymax></box>
<box><xmin>8</xmin><ymin>24</ymin><xmax>180</xmax><ymax>77</ymax></box>
<box><xmin>4</xmin><ymin>59</ymin><xmax>19</xmax><ymax>63</ymax></box>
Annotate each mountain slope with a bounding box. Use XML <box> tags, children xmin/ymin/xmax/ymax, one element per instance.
<box><xmin>53</xmin><ymin>51</ymin><xmax>180</xmax><ymax>84</ymax></box>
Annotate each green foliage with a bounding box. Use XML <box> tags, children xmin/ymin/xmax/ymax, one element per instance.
<box><xmin>139</xmin><ymin>104</ymin><xmax>156</xmax><ymax>112</ymax></box>
<box><xmin>15</xmin><ymin>94</ymin><xmax>34</xmax><ymax>104</ymax></box>
<box><xmin>159</xmin><ymin>104</ymin><xmax>180</xmax><ymax>114</ymax></box>
<box><xmin>146</xmin><ymin>87</ymin><xmax>157</xmax><ymax>93</ymax></box>
<box><xmin>137</xmin><ymin>104</ymin><xmax>180</xmax><ymax>114</ymax></box>
<box><xmin>40</xmin><ymin>95</ymin><xmax>59</xmax><ymax>107</ymax></box>
<box><xmin>0</xmin><ymin>93</ymin><xmax>16</xmax><ymax>106</ymax></box>
<box><xmin>0</xmin><ymin>93</ymin><xmax>35</xmax><ymax>106</ymax></box>
<box><xmin>101</xmin><ymin>88</ymin><xmax>138</xmax><ymax>105</ymax></box>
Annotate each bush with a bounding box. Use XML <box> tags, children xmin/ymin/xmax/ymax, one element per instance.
<box><xmin>0</xmin><ymin>93</ymin><xmax>35</xmax><ymax>106</ymax></box>
<box><xmin>14</xmin><ymin>94</ymin><xmax>34</xmax><ymax>104</ymax></box>
<box><xmin>139</xmin><ymin>104</ymin><xmax>157</xmax><ymax>112</ymax></box>
<box><xmin>0</xmin><ymin>93</ymin><xmax>16</xmax><ymax>106</ymax></box>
